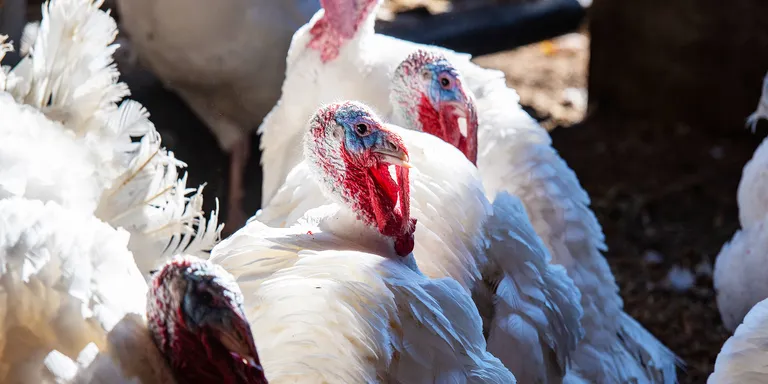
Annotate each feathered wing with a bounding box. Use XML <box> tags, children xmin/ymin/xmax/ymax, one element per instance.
<box><xmin>708</xmin><ymin>298</ymin><xmax>768</xmax><ymax>384</ymax></box>
<box><xmin>211</xmin><ymin>213</ymin><xmax>515</xmax><ymax>383</ymax></box>
<box><xmin>457</xmin><ymin>63</ymin><xmax>679</xmax><ymax>382</ymax></box>
<box><xmin>253</xmin><ymin>162</ymin><xmax>328</xmax><ymax>228</ymax></box>
<box><xmin>483</xmin><ymin>192</ymin><xmax>584</xmax><ymax>384</ymax></box>
<box><xmin>714</xmin><ymin>220</ymin><xmax>768</xmax><ymax>332</ymax></box>
<box><xmin>0</xmin><ymin>0</ymin><xmax>222</xmax><ymax>275</ymax></box>
<box><xmin>0</xmin><ymin>197</ymin><xmax>147</xmax><ymax>383</ymax></box>
<box><xmin>737</xmin><ymin>137</ymin><xmax>768</xmax><ymax>228</ymax></box>
<box><xmin>94</xmin><ymin>100</ymin><xmax>222</xmax><ymax>275</ymax></box>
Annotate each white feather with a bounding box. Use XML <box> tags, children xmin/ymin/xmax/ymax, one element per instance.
<box><xmin>714</xmin><ymin>74</ymin><xmax>768</xmax><ymax>331</ymax></box>
<box><xmin>714</xmin><ymin>218</ymin><xmax>768</xmax><ymax>332</ymax></box>
<box><xmin>0</xmin><ymin>197</ymin><xmax>147</xmax><ymax>383</ymax></box>
<box><xmin>0</xmin><ymin>0</ymin><xmax>222</xmax><ymax>275</ymax></box>
<box><xmin>709</xmin><ymin>297</ymin><xmax>768</xmax><ymax>383</ymax></box>
<box><xmin>211</xmin><ymin>203</ymin><xmax>515</xmax><ymax>383</ymax></box>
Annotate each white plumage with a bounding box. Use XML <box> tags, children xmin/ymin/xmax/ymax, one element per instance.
<box><xmin>715</xmin><ymin>71</ymin><xmax>768</xmax><ymax>332</ymax></box>
<box><xmin>708</xmin><ymin>297</ymin><xmax>768</xmax><ymax>383</ymax></box>
<box><xmin>212</xmin><ymin>215</ymin><xmax>515</xmax><ymax>384</ymax></box>
<box><xmin>258</xmin><ymin>0</ymin><xmax>676</xmax><ymax>381</ymax></box>
<box><xmin>0</xmin><ymin>0</ymin><xmax>221</xmax><ymax>276</ymax></box>
<box><xmin>464</xmin><ymin>64</ymin><xmax>678</xmax><ymax>383</ymax></box>
<box><xmin>259</xmin><ymin>102</ymin><xmax>584</xmax><ymax>383</ymax></box>
<box><xmin>0</xmin><ymin>197</ymin><xmax>175</xmax><ymax>383</ymax></box>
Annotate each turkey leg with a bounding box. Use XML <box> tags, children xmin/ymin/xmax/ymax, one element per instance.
<box><xmin>226</xmin><ymin>135</ymin><xmax>250</xmax><ymax>234</ymax></box>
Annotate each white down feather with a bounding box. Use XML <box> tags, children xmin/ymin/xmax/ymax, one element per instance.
<box><xmin>0</xmin><ymin>0</ymin><xmax>221</xmax><ymax>275</ymax></box>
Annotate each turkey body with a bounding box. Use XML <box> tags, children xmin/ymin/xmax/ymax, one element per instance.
<box><xmin>214</xmin><ymin>101</ymin><xmax>517</xmax><ymax>383</ymax></box>
<box><xmin>212</xmin><ymin>207</ymin><xmax>516</xmax><ymax>384</ymax></box>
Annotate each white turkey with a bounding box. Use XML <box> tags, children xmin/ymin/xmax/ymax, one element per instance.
<box><xmin>256</xmin><ymin>100</ymin><xmax>583</xmax><ymax>383</ymax></box>
<box><xmin>0</xmin><ymin>198</ymin><xmax>265</xmax><ymax>383</ymax></box>
<box><xmin>388</xmin><ymin>48</ymin><xmax>680</xmax><ymax>383</ymax></box>
<box><xmin>0</xmin><ymin>0</ymin><xmax>221</xmax><ymax>276</ymax></box>
<box><xmin>257</xmin><ymin>1</ymin><xmax>678</xmax><ymax>379</ymax></box>
<box><xmin>714</xmin><ymin>70</ymin><xmax>768</xmax><ymax>331</ymax></box>
<box><xmin>708</xmin><ymin>296</ymin><xmax>768</xmax><ymax>383</ymax></box>
<box><xmin>115</xmin><ymin>0</ymin><xmax>321</xmax><ymax>229</ymax></box>
<box><xmin>211</xmin><ymin>101</ymin><xmax>517</xmax><ymax>383</ymax></box>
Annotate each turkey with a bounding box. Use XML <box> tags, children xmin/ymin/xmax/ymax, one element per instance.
<box><xmin>714</xmin><ymin>71</ymin><xmax>768</xmax><ymax>331</ymax></box>
<box><xmin>256</xmin><ymin>101</ymin><xmax>583</xmax><ymax>383</ymax></box>
<box><xmin>115</xmin><ymin>0</ymin><xmax>321</xmax><ymax>229</ymax></box>
<box><xmin>708</xmin><ymin>296</ymin><xmax>768</xmax><ymax>383</ymax></box>
<box><xmin>0</xmin><ymin>0</ymin><xmax>221</xmax><ymax>276</ymax></box>
<box><xmin>0</xmin><ymin>198</ymin><xmax>264</xmax><ymax>384</ymax></box>
<box><xmin>258</xmin><ymin>1</ymin><xmax>678</xmax><ymax>378</ymax></box>
<box><xmin>211</xmin><ymin>101</ymin><xmax>517</xmax><ymax>383</ymax></box>
<box><xmin>388</xmin><ymin>48</ymin><xmax>679</xmax><ymax>383</ymax></box>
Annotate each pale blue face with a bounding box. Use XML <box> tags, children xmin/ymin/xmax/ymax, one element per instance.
<box><xmin>334</xmin><ymin>104</ymin><xmax>389</xmax><ymax>158</ymax></box>
<box><xmin>423</xmin><ymin>60</ymin><xmax>464</xmax><ymax>107</ymax></box>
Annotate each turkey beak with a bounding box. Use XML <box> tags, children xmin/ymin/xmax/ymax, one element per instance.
<box><xmin>438</xmin><ymin>86</ymin><xmax>477</xmax><ymax>143</ymax></box>
<box><xmin>372</xmin><ymin>131</ymin><xmax>412</xmax><ymax>169</ymax></box>
<box><xmin>216</xmin><ymin>304</ymin><xmax>262</xmax><ymax>370</ymax></box>
<box><xmin>451</xmin><ymin>88</ymin><xmax>478</xmax><ymax>139</ymax></box>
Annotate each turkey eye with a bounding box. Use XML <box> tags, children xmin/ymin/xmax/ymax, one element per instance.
<box><xmin>355</xmin><ymin>123</ymin><xmax>370</xmax><ymax>136</ymax></box>
<box><xmin>199</xmin><ymin>291</ymin><xmax>213</xmax><ymax>304</ymax></box>
<box><xmin>439</xmin><ymin>76</ymin><xmax>452</xmax><ymax>89</ymax></box>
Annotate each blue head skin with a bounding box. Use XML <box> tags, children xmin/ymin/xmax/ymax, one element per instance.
<box><xmin>304</xmin><ymin>101</ymin><xmax>417</xmax><ymax>257</ymax></box>
<box><xmin>329</xmin><ymin>102</ymin><xmax>411</xmax><ymax>169</ymax></box>
<box><xmin>422</xmin><ymin>60</ymin><xmax>466</xmax><ymax>108</ymax></box>
<box><xmin>391</xmin><ymin>49</ymin><xmax>478</xmax><ymax>163</ymax></box>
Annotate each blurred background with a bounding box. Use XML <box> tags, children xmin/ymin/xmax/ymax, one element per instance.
<box><xmin>6</xmin><ymin>0</ymin><xmax>768</xmax><ymax>381</ymax></box>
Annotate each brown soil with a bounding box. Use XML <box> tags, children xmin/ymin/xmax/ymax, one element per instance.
<box><xmin>474</xmin><ymin>31</ymin><xmax>590</xmax><ymax>130</ymax></box>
